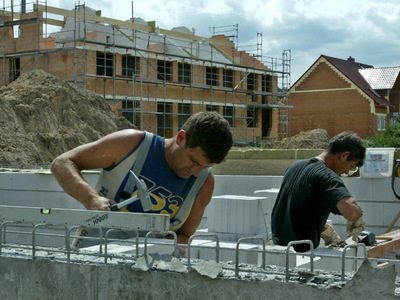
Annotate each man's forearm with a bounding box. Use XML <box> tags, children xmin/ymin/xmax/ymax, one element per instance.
<box><xmin>51</xmin><ymin>157</ymin><xmax>99</xmax><ymax>209</ymax></box>
<box><xmin>337</xmin><ymin>196</ymin><xmax>363</xmax><ymax>222</ymax></box>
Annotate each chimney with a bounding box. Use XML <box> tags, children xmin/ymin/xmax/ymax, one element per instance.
<box><xmin>347</xmin><ymin>56</ymin><xmax>355</xmax><ymax>62</ymax></box>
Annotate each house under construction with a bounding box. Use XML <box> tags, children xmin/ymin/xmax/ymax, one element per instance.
<box><xmin>0</xmin><ymin>1</ymin><xmax>291</xmax><ymax>143</ymax></box>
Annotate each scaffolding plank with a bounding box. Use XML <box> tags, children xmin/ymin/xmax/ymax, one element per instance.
<box><xmin>0</xmin><ymin>205</ymin><xmax>169</xmax><ymax>232</ymax></box>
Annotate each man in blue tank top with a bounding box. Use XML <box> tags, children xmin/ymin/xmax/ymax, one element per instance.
<box><xmin>271</xmin><ymin>131</ymin><xmax>367</xmax><ymax>252</ymax></box>
<box><xmin>51</xmin><ymin>111</ymin><xmax>233</xmax><ymax>244</ymax></box>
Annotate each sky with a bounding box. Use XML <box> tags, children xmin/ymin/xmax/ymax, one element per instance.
<box><xmin>11</xmin><ymin>1</ymin><xmax>400</xmax><ymax>84</ymax></box>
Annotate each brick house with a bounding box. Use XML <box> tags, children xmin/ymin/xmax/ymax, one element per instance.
<box><xmin>0</xmin><ymin>3</ymin><xmax>291</xmax><ymax>143</ymax></box>
<box><xmin>289</xmin><ymin>55</ymin><xmax>400</xmax><ymax>138</ymax></box>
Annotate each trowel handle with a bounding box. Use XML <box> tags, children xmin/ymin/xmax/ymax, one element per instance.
<box><xmin>109</xmin><ymin>204</ymin><xmax>119</xmax><ymax>211</ymax></box>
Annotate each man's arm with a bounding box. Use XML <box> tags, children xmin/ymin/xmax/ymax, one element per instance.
<box><xmin>173</xmin><ymin>172</ymin><xmax>215</xmax><ymax>244</ymax></box>
<box><xmin>50</xmin><ymin>129</ymin><xmax>143</xmax><ymax>211</ymax></box>
<box><xmin>337</xmin><ymin>196</ymin><xmax>363</xmax><ymax>221</ymax></box>
<box><xmin>337</xmin><ymin>196</ymin><xmax>366</xmax><ymax>240</ymax></box>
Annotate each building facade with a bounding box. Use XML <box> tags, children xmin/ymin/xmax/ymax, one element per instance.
<box><xmin>0</xmin><ymin>3</ymin><xmax>291</xmax><ymax>143</ymax></box>
<box><xmin>289</xmin><ymin>55</ymin><xmax>400</xmax><ymax>138</ymax></box>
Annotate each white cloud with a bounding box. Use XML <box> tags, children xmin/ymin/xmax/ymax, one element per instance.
<box><xmin>8</xmin><ymin>0</ymin><xmax>400</xmax><ymax>83</ymax></box>
<box><xmin>198</xmin><ymin>0</ymin><xmax>234</xmax><ymax>17</ymax></box>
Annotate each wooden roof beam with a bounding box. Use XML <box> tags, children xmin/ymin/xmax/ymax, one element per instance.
<box><xmin>34</xmin><ymin>4</ymin><xmax>152</xmax><ymax>32</ymax></box>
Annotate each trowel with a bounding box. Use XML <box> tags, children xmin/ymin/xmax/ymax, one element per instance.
<box><xmin>345</xmin><ymin>231</ymin><xmax>376</xmax><ymax>246</ymax></box>
<box><xmin>345</xmin><ymin>236</ymin><xmax>357</xmax><ymax>245</ymax></box>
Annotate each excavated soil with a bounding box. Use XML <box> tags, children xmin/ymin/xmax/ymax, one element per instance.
<box><xmin>269</xmin><ymin>129</ymin><xmax>330</xmax><ymax>149</ymax></box>
<box><xmin>0</xmin><ymin>70</ymin><xmax>135</xmax><ymax>168</ymax></box>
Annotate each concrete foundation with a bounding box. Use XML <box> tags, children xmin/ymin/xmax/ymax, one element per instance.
<box><xmin>0</xmin><ymin>253</ymin><xmax>397</xmax><ymax>299</ymax></box>
<box><xmin>1</xmin><ymin>166</ymin><xmax>400</xmax><ymax>298</ymax></box>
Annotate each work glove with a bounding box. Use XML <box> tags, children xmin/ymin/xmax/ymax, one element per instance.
<box><xmin>346</xmin><ymin>215</ymin><xmax>367</xmax><ymax>242</ymax></box>
<box><xmin>321</xmin><ymin>224</ymin><xmax>342</xmax><ymax>246</ymax></box>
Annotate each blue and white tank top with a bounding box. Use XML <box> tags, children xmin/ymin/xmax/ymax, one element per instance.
<box><xmin>95</xmin><ymin>132</ymin><xmax>197</xmax><ymax>226</ymax></box>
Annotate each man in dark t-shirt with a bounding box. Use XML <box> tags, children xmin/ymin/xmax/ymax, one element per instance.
<box><xmin>271</xmin><ymin>131</ymin><xmax>367</xmax><ymax>252</ymax></box>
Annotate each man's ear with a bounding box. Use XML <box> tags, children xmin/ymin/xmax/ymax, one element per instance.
<box><xmin>176</xmin><ymin>130</ymin><xmax>186</xmax><ymax>146</ymax></box>
<box><xmin>341</xmin><ymin>151</ymin><xmax>351</xmax><ymax>161</ymax></box>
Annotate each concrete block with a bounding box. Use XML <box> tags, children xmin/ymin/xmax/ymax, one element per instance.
<box><xmin>246</xmin><ymin>149</ymin><xmax>297</xmax><ymax>159</ymax></box>
<box><xmin>197</xmin><ymin>240</ymin><xmax>261</xmax><ymax>265</ymax></box>
<box><xmin>0</xmin><ymin>172</ymin><xmax>94</xmax><ymax>193</ymax></box>
<box><xmin>343</xmin><ymin>177</ymin><xmax>373</xmax><ymax>201</ymax></box>
<box><xmin>213</xmin><ymin>175</ymin><xmax>283</xmax><ymax>196</ymax></box>
<box><xmin>0</xmin><ymin>174</ymin><xmax>13</xmax><ymax>189</ymax></box>
<box><xmin>383</xmin><ymin>202</ymin><xmax>400</xmax><ymax>228</ymax></box>
<box><xmin>363</xmin><ymin>202</ymin><xmax>384</xmax><ymax>227</ymax></box>
<box><xmin>0</xmin><ymin>188</ymin><xmax>83</xmax><ymax>210</ymax></box>
<box><xmin>10</xmin><ymin>173</ymin><xmax>43</xmax><ymax>191</ymax></box>
<box><xmin>213</xmin><ymin>158</ymin><xmax>292</xmax><ymax>175</ymax></box>
<box><xmin>296</xmin><ymin>149</ymin><xmax>324</xmax><ymax>159</ymax></box>
<box><xmin>296</xmin><ymin>246</ymin><xmax>364</xmax><ymax>272</ymax></box>
<box><xmin>263</xmin><ymin>245</ymin><xmax>296</xmax><ymax>268</ymax></box>
<box><xmin>81</xmin><ymin>238</ymin><xmax>178</xmax><ymax>257</ymax></box>
<box><xmin>225</xmin><ymin>150</ymin><xmax>245</xmax><ymax>159</ymax></box>
<box><xmin>205</xmin><ymin>232</ymin><xmax>269</xmax><ymax>243</ymax></box>
<box><xmin>371</xmin><ymin>178</ymin><xmax>397</xmax><ymax>202</ymax></box>
<box><xmin>208</xmin><ymin>195</ymin><xmax>269</xmax><ymax>236</ymax></box>
<box><xmin>252</xmin><ymin>188</ymin><xmax>279</xmax><ymax>229</ymax></box>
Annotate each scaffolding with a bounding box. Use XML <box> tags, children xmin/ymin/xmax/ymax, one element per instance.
<box><xmin>0</xmin><ymin>1</ymin><xmax>292</xmax><ymax>143</ymax></box>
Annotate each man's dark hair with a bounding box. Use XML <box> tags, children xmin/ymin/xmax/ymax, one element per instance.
<box><xmin>181</xmin><ymin>111</ymin><xmax>233</xmax><ymax>163</ymax></box>
<box><xmin>327</xmin><ymin>131</ymin><xmax>366</xmax><ymax>167</ymax></box>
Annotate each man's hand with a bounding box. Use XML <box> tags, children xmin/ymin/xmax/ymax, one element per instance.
<box><xmin>346</xmin><ymin>215</ymin><xmax>366</xmax><ymax>241</ymax></box>
<box><xmin>321</xmin><ymin>224</ymin><xmax>341</xmax><ymax>246</ymax></box>
<box><xmin>84</xmin><ymin>196</ymin><xmax>114</xmax><ymax>211</ymax></box>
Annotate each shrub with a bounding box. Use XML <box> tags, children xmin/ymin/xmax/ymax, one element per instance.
<box><xmin>363</xmin><ymin>123</ymin><xmax>400</xmax><ymax>148</ymax></box>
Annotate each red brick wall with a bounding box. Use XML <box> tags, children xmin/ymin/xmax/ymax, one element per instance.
<box><xmin>390</xmin><ymin>90</ymin><xmax>400</xmax><ymax>112</ymax></box>
<box><xmin>296</xmin><ymin>62</ymin><xmax>351</xmax><ymax>90</ymax></box>
<box><xmin>290</xmin><ymin>60</ymin><xmax>379</xmax><ymax>138</ymax></box>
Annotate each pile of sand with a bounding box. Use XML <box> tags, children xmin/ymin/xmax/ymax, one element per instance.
<box><xmin>0</xmin><ymin>70</ymin><xmax>135</xmax><ymax>168</ymax></box>
<box><xmin>270</xmin><ymin>129</ymin><xmax>330</xmax><ymax>149</ymax></box>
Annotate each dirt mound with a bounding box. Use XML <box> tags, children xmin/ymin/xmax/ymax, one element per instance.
<box><xmin>0</xmin><ymin>70</ymin><xmax>135</xmax><ymax>168</ymax></box>
<box><xmin>271</xmin><ymin>129</ymin><xmax>330</xmax><ymax>149</ymax></box>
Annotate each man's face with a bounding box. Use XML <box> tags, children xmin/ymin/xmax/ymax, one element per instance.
<box><xmin>173</xmin><ymin>145</ymin><xmax>213</xmax><ymax>178</ymax></box>
<box><xmin>333</xmin><ymin>152</ymin><xmax>359</xmax><ymax>176</ymax></box>
<box><xmin>167</xmin><ymin>130</ymin><xmax>214</xmax><ymax>178</ymax></box>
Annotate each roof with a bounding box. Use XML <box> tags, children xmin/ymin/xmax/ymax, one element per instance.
<box><xmin>49</xmin><ymin>7</ymin><xmax>236</xmax><ymax>67</ymax></box>
<box><xmin>359</xmin><ymin>67</ymin><xmax>400</xmax><ymax>90</ymax></box>
<box><xmin>323</xmin><ymin>55</ymin><xmax>394</xmax><ymax>107</ymax></box>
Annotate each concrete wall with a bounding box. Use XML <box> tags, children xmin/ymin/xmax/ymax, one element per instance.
<box><xmin>0</xmin><ymin>170</ymin><xmax>90</xmax><ymax>210</ymax></box>
<box><xmin>0</xmin><ymin>167</ymin><xmax>399</xmax><ymax>243</ymax></box>
<box><xmin>0</xmin><ymin>255</ymin><xmax>397</xmax><ymax>300</ymax></box>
